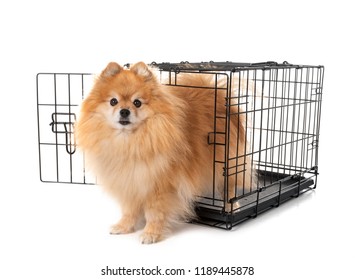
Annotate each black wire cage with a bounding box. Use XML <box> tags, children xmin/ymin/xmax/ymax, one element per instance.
<box><xmin>36</xmin><ymin>61</ymin><xmax>324</xmax><ymax>229</ymax></box>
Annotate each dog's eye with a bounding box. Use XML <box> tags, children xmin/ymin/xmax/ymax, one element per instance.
<box><xmin>133</xmin><ymin>99</ymin><xmax>142</xmax><ymax>108</ymax></box>
<box><xmin>110</xmin><ymin>98</ymin><xmax>118</xmax><ymax>106</ymax></box>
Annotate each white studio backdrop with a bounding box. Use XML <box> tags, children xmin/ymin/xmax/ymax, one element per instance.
<box><xmin>1</xmin><ymin>0</ymin><xmax>354</xmax><ymax>279</ymax></box>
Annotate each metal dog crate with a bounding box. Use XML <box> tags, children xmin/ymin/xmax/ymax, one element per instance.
<box><xmin>36</xmin><ymin>61</ymin><xmax>324</xmax><ymax>229</ymax></box>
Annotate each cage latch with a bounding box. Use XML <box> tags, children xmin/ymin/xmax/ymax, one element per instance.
<box><xmin>49</xmin><ymin>112</ymin><xmax>76</xmax><ymax>155</ymax></box>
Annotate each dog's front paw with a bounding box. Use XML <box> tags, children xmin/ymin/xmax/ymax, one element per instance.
<box><xmin>140</xmin><ymin>232</ymin><xmax>162</xmax><ymax>244</ymax></box>
<box><xmin>110</xmin><ymin>215</ymin><xmax>138</xmax><ymax>235</ymax></box>
<box><xmin>110</xmin><ymin>222</ymin><xmax>135</xmax><ymax>235</ymax></box>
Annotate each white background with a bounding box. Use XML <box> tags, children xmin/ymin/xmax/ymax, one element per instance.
<box><xmin>1</xmin><ymin>0</ymin><xmax>354</xmax><ymax>279</ymax></box>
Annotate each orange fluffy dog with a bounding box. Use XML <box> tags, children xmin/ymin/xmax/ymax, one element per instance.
<box><xmin>76</xmin><ymin>62</ymin><xmax>253</xmax><ymax>243</ymax></box>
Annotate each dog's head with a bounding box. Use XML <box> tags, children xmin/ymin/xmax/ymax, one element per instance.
<box><xmin>85</xmin><ymin>62</ymin><xmax>160</xmax><ymax>133</ymax></box>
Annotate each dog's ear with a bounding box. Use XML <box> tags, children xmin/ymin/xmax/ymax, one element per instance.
<box><xmin>130</xmin><ymin>62</ymin><xmax>154</xmax><ymax>81</ymax></box>
<box><xmin>101</xmin><ymin>62</ymin><xmax>123</xmax><ymax>77</ymax></box>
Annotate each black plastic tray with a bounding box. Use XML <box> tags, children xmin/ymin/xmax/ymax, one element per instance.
<box><xmin>195</xmin><ymin>171</ymin><xmax>315</xmax><ymax>229</ymax></box>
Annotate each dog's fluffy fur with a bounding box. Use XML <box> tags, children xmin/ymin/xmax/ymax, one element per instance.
<box><xmin>76</xmin><ymin>62</ymin><xmax>254</xmax><ymax>243</ymax></box>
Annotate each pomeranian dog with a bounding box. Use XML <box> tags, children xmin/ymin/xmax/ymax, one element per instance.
<box><xmin>76</xmin><ymin>62</ymin><xmax>254</xmax><ymax>243</ymax></box>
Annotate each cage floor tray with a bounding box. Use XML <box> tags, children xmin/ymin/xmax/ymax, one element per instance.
<box><xmin>195</xmin><ymin>171</ymin><xmax>315</xmax><ymax>229</ymax></box>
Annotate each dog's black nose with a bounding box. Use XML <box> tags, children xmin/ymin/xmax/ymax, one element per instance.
<box><xmin>120</xmin><ymin>109</ymin><xmax>130</xmax><ymax>118</ymax></box>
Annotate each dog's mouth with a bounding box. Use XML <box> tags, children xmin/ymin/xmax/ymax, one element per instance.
<box><xmin>119</xmin><ymin>119</ymin><xmax>131</xmax><ymax>126</ymax></box>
